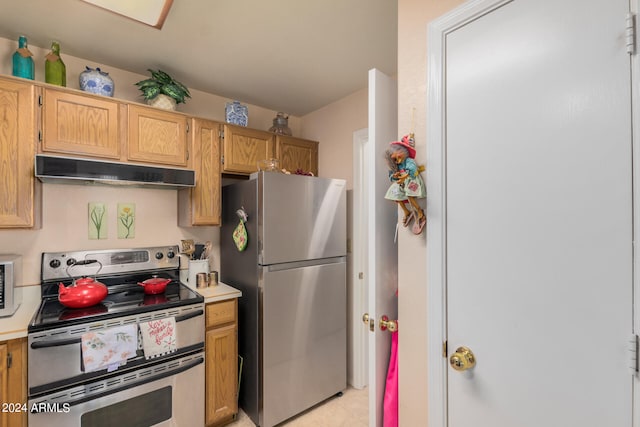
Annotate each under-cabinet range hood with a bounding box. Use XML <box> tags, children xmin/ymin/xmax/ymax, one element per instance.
<box><xmin>35</xmin><ymin>155</ymin><xmax>195</xmax><ymax>189</ymax></box>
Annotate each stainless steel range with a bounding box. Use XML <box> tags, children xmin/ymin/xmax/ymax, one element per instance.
<box><xmin>27</xmin><ymin>246</ymin><xmax>205</xmax><ymax>427</ymax></box>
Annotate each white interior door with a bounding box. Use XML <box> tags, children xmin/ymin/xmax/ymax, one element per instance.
<box><xmin>350</xmin><ymin>128</ymin><xmax>369</xmax><ymax>390</ymax></box>
<box><xmin>427</xmin><ymin>0</ymin><xmax>634</xmax><ymax>425</ymax></box>
<box><xmin>366</xmin><ymin>68</ymin><xmax>398</xmax><ymax>427</ymax></box>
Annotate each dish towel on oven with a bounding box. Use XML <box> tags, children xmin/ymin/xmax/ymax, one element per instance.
<box><xmin>139</xmin><ymin>317</ymin><xmax>178</xmax><ymax>360</ymax></box>
<box><xmin>81</xmin><ymin>324</ymin><xmax>138</xmax><ymax>373</ymax></box>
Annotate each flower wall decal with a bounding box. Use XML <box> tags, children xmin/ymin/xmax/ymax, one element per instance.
<box><xmin>117</xmin><ymin>203</ymin><xmax>135</xmax><ymax>239</ymax></box>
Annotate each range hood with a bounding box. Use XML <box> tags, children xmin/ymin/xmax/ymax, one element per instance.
<box><xmin>35</xmin><ymin>155</ymin><xmax>195</xmax><ymax>189</ymax></box>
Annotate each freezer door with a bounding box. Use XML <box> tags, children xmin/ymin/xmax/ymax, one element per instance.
<box><xmin>261</xmin><ymin>260</ymin><xmax>346</xmax><ymax>427</ymax></box>
<box><xmin>259</xmin><ymin>172</ymin><xmax>346</xmax><ymax>264</ymax></box>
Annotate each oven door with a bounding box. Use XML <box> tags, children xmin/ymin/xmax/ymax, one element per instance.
<box><xmin>28</xmin><ymin>351</ymin><xmax>204</xmax><ymax>427</ymax></box>
<box><xmin>28</xmin><ymin>304</ymin><xmax>204</xmax><ymax>395</ymax></box>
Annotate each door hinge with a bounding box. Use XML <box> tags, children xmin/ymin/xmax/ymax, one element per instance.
<box><xmin>442</xmin><ymin>340</ymin><xmax>448</xmax><ymax>358</ymax></box>
<box><xmin>221</xmin><ymin>155</ymin><xmax>225</xmax><ymax>165</ymax></box>
<box><xmin>627</xmin><ymin>13</ymin><xmax>636</xmax><ymax>54</ymax></box>
<box><xmin>186</xmin><ymin>122</ymin><xmax>190</xmax><ymax>133</ymax></box>
<box><xmin>219</xmin><ymin>129</ymin><xmax>225</xmax><ymax>139</ymax></box>
<box><xmin>629</xmin><ymin>334</ymin><xmax>638</xmax><ymax>374</ymax></box>
<box><xmin>7</xmin><ymin>352</ymin><xmax>12</xmax><ymax>369</ymax></box>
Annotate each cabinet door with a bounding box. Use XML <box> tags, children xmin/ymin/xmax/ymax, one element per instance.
<box><xmin>179</xmin><ymin>119</ymin><xmax>221</xmax><ymax>226</ymax></box>
<box><xmin>0</xmin><ymin>79</ymin><xmax>37</xmax><ymax>228</ymax></box>
<box><xmin>205</xmin><ymin>324</ymin><xmax>238</xmax><ymax>426</ymax></box>
<box><xmin>275</xmin><ymin>135</ymin><xmax>319</xmax><ymax>176</ymax></box>
<box><xmin>5</xmin><ymin>339</ymin><xmax>26</xmax><ymax>427</ymax></box>
<box><xmin>128</xmin><ymin>105</ymin><xmax>188</xmax><ymax>167</ymax></box>
<box><xmin>222</xmin><ymin>124</ymin><xmax>274</xmax><ymax>174</ymax></box>
<box><xmin>0</xmin><ymin>338</ymin><xmax>27</xmax><ymax>427</ymax></box>
<box><xmin>41</xmin><ymin>88</ymin><xmax>121</xmax><ymax>159</ymax></box>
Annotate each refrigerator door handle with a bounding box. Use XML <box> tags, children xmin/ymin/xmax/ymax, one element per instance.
<box><xmin>263</xmin><ymin>256</ymin><xmax>346</xmax><ymax>272</ymax></box>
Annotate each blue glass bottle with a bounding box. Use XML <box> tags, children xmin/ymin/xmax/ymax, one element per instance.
<box><xmin>12</xmin><ymin>36</ymin><xmax>34</xmax><ymax>80</ymax></box>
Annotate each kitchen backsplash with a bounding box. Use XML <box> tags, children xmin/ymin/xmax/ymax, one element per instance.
<box><xmin>0</xmin><ymin>183</ymin><xmax>219</xmax><ymax>286</ymax></box>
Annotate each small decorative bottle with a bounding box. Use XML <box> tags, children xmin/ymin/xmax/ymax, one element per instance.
<box><xmin>12</xmin><ymin>36</ymin><xmax>34</xmax><ymax>80</ymax></box>
<box><xmin>45</xmin><ymin>41</ymin><xmax>66</xmax><ymax>87</ymax></box>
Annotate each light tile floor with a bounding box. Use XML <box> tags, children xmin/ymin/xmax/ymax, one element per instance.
<box><xmin>228</xmin><ymin>386</ymin><xmax>368</xmax><ymax>427</ymax></box>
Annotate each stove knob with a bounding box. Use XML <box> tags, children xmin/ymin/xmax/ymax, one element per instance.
<box><xmin>49</xmin><ymin>259</ymin><xmax>61</xmax><ymax>269</ymax></box>
<box><xmin>155</xmin><ymin>252</ymin><xmax>164</xmax><ymax>260</ymax></box>
<box><xmin>167</xmin><ymin>250</ymin><xmax>175</xmax><ymax>259</ymax></box>
<box><xmin>66</xmin><ymin>258</ymin><xmax>77</xmax><ymax>266</ymax></box>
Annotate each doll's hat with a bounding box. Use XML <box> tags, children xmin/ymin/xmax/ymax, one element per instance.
<box><xmin>390</xmin><ymin>134</ymin><xmax>416</xmax><ymax>159</ymax></box>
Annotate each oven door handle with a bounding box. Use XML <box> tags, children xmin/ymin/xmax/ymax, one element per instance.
<box><xmin>174</xmin><ymin>309</ymin><xmax>204</xmax><ymax>323</ymax></box>
<box><xmin>30</xmin><ymin>337</ymin><xmax>82</xmax><ymax>349</ymax></box>
<box><xmin>64</xmin><ymin>356</ymin><xmax>205</xmax><ymax>407</ymax></box>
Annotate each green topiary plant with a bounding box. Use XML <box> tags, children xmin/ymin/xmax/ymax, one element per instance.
<box><xmin>135</xmin><ymin>69</ymin><xmax>191</xmax><ymax>104</ymax></box>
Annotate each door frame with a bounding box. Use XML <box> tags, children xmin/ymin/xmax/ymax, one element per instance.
<box><xmin>426</xmin><ymin>0</ymin><xmax>640</xmax><ymax>426</ymax></box>
<box><xmin>350</xmin><ymin>127</ymin><xmax>369</xmax><ymax>389</ymax></box>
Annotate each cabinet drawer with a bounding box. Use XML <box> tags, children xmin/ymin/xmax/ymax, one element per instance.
<box><xmin>206</xmin><ymin>299</ymin><xmax>237</xmax><ymax>328</ymax></box>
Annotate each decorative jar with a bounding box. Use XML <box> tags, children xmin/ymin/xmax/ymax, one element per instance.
<box><xmin>45</xmin><ymin>41</ymin><xmax>66</xmax><ymax>87</ymax></box>
<box><xmin>79</xmin><ymin>67</ymin><xmax>115</xmax><ymax>97</ymax></box>
<box><xmin>225</xmin><ymin>101</ymin><xmax>248</xmax><ymax>126</ymax></box>
<box><xmin>269</xmin><ymin>112</ymin><xmax>292</xmax><ymax>136</ymax></box>
<box><xmin>12</xmin><ymin>36</ymin><xmax>34</xmax><ymax>80</ymax></box>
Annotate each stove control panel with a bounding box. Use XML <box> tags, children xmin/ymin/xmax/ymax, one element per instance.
<box><xmin>41</xmin><ymin>245</ymin><xmax>181</xmax><ymax>282</ymax></box>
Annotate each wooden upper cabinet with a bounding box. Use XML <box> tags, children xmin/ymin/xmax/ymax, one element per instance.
<box><xmin>179</xmin><ymin>119</ymin><xmax>221</xmax><ymax>226</ymax></box>
<box><xmin>128</xmin><ymin>104</ymin><xmax>188</xmax><ymax>167</ymax></box>
<box><xmin>0</xmin><ymin>78</ymin><xmax>37</xmax><ymax>228</ymax></box>
<box><xmin>222</xmin><ymin>124</ymin><xmax>274</xmax><ymax>174</ymax></box>
<box><xmin>275</xmin><ymin>135</ymin><xmax>319</xmax><ymax>176</ymax></box>
<box><xmin>41</xmin><ymin>88</ymin><xmax>121</xmax><ymax>159</ymax></box>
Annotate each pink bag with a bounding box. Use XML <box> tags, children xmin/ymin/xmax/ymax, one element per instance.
<box><xmin>383</xmin><ymin>325</ymin><xmax>399</xmax><ymax>427</ymax></box>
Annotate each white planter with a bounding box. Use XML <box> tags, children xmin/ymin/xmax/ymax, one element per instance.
<box><xmin>147</xmin><ymin>93</ymin><xmax>177</xmax><ymax>111</ymax></box>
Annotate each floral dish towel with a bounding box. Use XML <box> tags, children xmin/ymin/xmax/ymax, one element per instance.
<box><xmin>81</xmin><ymin>324</ymin><xmax>138</xmax><ymax>373</ymax></box>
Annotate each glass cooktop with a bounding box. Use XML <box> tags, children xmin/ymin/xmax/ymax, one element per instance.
<box><xmin>28</xmin><ymin>271</ymin><xmax>203</xmax><ymax>332</ymax></box>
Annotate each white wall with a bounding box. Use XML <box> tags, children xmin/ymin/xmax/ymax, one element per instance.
<box><xmin>301</xmin><ymin>87</ymin><xmax>368</xmax><ymax>187</ymax></box>
<box><xmin>397</xmin><ymin>0</ymin><xmax>466</xmax><ymax>425</ymax></box>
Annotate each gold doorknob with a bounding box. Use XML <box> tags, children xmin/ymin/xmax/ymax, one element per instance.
<box><xmin>449</xmin><ymin>346</ymin><xmax>476</xmax><ymax>371</ymax></box>
<box><xmin>379</xmin><ymin>315</ymin><xmax>398</xmax><ymax>332</ymax></box>
<box><xmin>362</xmin><ymin>313</ymin><xmax>369</xmax><ymax>324</ymax></box>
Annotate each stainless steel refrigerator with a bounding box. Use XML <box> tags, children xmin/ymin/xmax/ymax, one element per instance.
<box><xmin>221</xmin><ymin>171</ymin><xmax>347</xmax><ymax>427</ymax></box>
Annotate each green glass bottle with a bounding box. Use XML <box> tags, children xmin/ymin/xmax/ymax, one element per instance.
<box><xmin>12</xmin><ymin>36</ymin><xmax>34</xmax><ymax>80</ymax></box>
<box><xmin>45</xmin><ymin>41</ymin><xmax>66</xmax><ymax>87</ymax></box>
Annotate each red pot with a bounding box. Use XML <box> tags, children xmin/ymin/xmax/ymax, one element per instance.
<box><xmin>138</xmin><ymin>277</ymin><xmax>171</xmax><ymax>295</ymax></box>
<box><xmin>58</xmin><ymin>277</ymin><xmax>108</xmax><ymax>309</ymax></box>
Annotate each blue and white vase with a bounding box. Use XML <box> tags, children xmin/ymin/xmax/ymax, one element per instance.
<box><xmin>79</xmin><ymin>66</ymin><xmax>114</xmax><ymax>97</ymax></box>
<box><xmin>225</xmin><ymin>101</ymin><xmax>248</xmax><ymax>126</ymax></box>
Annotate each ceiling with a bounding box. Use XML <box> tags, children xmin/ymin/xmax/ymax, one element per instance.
<box><xmin>0</xmin><ymin>0</ymin><xmax>398</xmax><ymax>116</ymax></box>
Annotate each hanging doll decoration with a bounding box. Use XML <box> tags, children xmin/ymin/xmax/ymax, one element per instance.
<box><xmin>384</xmin><ymin>133</ymin><xmax>426</xmax><ymax>235</ymax></box>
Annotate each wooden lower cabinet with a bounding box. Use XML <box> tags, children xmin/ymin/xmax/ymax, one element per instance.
<box><xmin>0</xmin><ymin>338</ymin><xmax>27</xmax><ymax>427</ymax></box>
<box><xmin>205</xmin><ymin>299</ymin><xmax>238</xmax><ymax>426</ymax></box>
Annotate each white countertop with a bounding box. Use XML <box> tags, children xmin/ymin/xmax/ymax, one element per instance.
<box><xmin>0</xmin><ymin>282</ymin><xmax>242</xmax><ymax>342</ymax></box>
<box><xmin>0</xmin><ymin>285</ymin><xmax>40</xmax><ymax>341</ymax></box>
<box><xmin>192</xmin><ymin>282</ymin><xmax>242</xmax><ymax>303</ymax></box>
